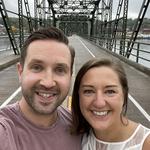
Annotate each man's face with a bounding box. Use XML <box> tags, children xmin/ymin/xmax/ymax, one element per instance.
<box><xmin>17</xmin><ymin>40</ymin><xmax>72</xmax><ymax>115</ymax></box>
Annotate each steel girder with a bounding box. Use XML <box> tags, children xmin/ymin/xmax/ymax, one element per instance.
<box><xmin>24</xmin><ymin>0</ymin><xmax>34</xmax><ymax>32</ymax></box>
<box><xmin>18</xmin><ymin>0</ymin><xmax>24</xmax><ymax>49</ymax></box>
<box><xmin>0</xmin><ymin>0</ymin><xmax>19</xmax><ymax>55</ymax></box>
<box><xmin>47</xmin><ymin>0</ymin><xmax>101</xmax><ymax>23</ymax></box>
<box><xmin>125</xmin><ymin>0</ymin><xmax>150</xmax><ymax>58</ymax></box>
<box><xmin>47</xmin><ymin>0</ymin><xmax>101</xmax><ymax>16</ymax></box>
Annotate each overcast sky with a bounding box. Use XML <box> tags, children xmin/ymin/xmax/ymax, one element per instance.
<box><xmin>3</xmin><ymin>0</ymin><xmax>150</xmax><ymax>19</ymax></box>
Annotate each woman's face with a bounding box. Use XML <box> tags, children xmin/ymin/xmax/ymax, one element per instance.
<box><xmin>79</xmin><ymin>66</ymin><xmax>124</xmax><ymax>134</ymax></box>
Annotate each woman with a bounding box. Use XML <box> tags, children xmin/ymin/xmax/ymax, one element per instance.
<box><xmin>71</xmin><ymin>58</ymin><xmax>150</xmax><ymax>150</ymax></box>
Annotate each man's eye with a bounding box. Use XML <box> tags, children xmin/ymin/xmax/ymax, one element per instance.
<box><xmin>55</xmin><ymin>67</ymin><xmax>66</xmax><ymax>74</ymax></box>
<box><xmin>31</xmin><ymin>65</ymin><xmax>43</xmax><ymax>72</ymax></box>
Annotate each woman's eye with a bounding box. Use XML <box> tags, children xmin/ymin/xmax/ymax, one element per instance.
<box><xmin>105</xmin><ymin>90</ymin><xmax>116</xmax><ymax>95</ymax></box>
<box><xmin>83</xmin><ymin>89</ymin><xmax>94</xmax><ymax>95</ymax></box>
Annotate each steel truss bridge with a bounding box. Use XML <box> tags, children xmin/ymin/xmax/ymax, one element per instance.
<box><xmin>0</xmin><ymin>0</ymin><xmax>150</xmax><ymax>59</ymax></box>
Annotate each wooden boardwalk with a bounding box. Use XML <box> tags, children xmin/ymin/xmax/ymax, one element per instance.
<box><xmin>0</xmin><ymin>35</ymin><xmax>150</xmax><ymax>128</ymax></box>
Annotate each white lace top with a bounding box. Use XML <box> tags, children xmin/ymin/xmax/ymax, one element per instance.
<box><xmin>82</xmin><ymin>124</ymin><xmax>150</xmax><ymax>150</ymax></box>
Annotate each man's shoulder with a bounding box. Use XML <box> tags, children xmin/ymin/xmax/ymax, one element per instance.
<box><xmin>0</xmin><ymin>108</ymin><xmax>17</xmax><ymax>141</ymax></box>
<box><xmin>0</xmin><ymin>116</ymin><xmax>17</xmax><ymax>150</ymax></box>
<box><xmin>0</xmin><ymin>119</ymin><xmax>9</xmax><ymax>150</ymax></box>
<box><xmin>57</xmin><ymin>106</ymin><xmax>72</xmax><ymax>124</ymax></box>
<box><xmin>0</xmin><ymin>102</ymin><xmax>19</xmax><ymax>128</ymax></box>
<box><xmin>58</xmin><ymin>106</ymin><xmax>72</xmax><ymax>118</ymax></box>
<box><xmin>0</xmin><ymin>102</ymin><xmax>18</xmax><ymax>115</ymax></box>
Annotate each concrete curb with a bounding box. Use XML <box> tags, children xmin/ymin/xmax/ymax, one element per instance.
<box><xmin>102</xmin><ymin>47</ymin><xmax>150</xmax><ymax>77</ymax></box>
<box><xmin>84</xmin><ymin>38</ymin><xmax>150</xmax><ymax>77</ymax></box>
<box><xmin>0</xmin><ymin>55</ymin><xmax>20</xmax><ymax>71</ymax></box>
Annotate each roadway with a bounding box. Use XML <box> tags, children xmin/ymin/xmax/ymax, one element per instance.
<box><xmin>0</xmin><ymin>35</ymin><xmax>150</xmax><ymax>128</ymax></box>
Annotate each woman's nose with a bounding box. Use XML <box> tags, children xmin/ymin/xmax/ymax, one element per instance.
<box><xmin>93</xmin><ymin>91</ymin><xmax>106</xmax><ymax>107</ymax></box>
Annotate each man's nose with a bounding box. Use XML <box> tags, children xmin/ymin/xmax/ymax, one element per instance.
<box><xmin>40</xmin><ymin>70</ymin><xmax>56</xmax><ymax>88</ymax></box>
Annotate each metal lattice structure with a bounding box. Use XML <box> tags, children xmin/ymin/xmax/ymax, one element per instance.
<box><xmin>24</xmin><ymin>0</ymin><xmax>34</xmax><ymax>32</ymax></box>
<box><xmin>45</xmin><ymin>0</ymin><xmax>101</xmax><ymax>35</ymax></box>
<box><xmin>18</xmin><ymin>0</ymin><xmax>24</xmax><ymax>49</ymax></box>
<box><xmin>125</xmin><ymin>0</ymin><xmax>150</xmax><ymax>58</ymax></box>
<box><xmin>0</xmin><ymin>0</ymin><xmax>19</xmax><ymax>55</ymax></box>
<box><xmin>0</xmin><ymin>0</ymin><xmax>149</xmax><ymax>58</ymax></box>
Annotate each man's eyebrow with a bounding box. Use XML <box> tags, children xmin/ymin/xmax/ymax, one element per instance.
<box><xmin>28</xmin><ymin>60</ymin><xmax>70</xmax><ymax>69</ymax></box>
<box><xmin>105</xmin><ymin>85</ymin><xmax>118</xmax><ymax>88</ymax></box>
<box><xmin>29</xmin><ymin>59</ymin><xmax>43</xmax><ymax>64</ymax></box>
<box><xmin>56</xmin><ymin>63</ymin><xmax>70</xmax><ymax>68</ymax></box>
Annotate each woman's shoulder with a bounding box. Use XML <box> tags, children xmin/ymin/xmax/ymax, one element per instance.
<box><xmin>139</xmin><ymin>124</ymin><xmax>150</xmax><ymax>134</ymax></box>
<box><xmin>136</xmin><ymin>124</ymin><xmax>150</xmax><ymax>150</ymax></box>
<box><xmin>142</xmin><ymin>133</ymin><xmax>150</xmax><ymax>150</ymax></box>
<box><xmin>128</xmin><ymin>121</ymin><xmax>150</xmax><ymax>137</ymax></box>
<box><xmin>57</xmin><ymin>106</ymin><xmax>72</xmax><ymax>125</ymax></box>
<box><xmin>133</xmin><ymin>123</ymin><xmax>150</xmax><ymax>138</ymax></box>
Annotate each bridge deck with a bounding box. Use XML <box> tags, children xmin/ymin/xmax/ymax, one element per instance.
<box><xmin>0</xmin><ymin>35</ymin><xmax>150</xmax><ymax>128</ymax></box>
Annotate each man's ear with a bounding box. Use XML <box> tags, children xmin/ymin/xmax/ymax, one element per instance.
<box><xmin>17</xmin><ymin>62</ymin><xmax>23</xmax><ymax>82</ymax></box>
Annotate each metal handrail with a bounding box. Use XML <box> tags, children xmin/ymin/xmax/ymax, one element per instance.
<box><xmin>82</xmin><ymin>34</ymin><xmax>150</xmax><ymax>68</ymax></box>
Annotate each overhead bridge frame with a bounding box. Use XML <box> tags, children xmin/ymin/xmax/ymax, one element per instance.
<box><xmin>0</xmin><ymin>0</ymin><xmax>149</xmax><ymax>58</ymax></box>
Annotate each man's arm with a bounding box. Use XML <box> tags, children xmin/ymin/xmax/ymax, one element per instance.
<box><xmin>0</xmin><ymin>118</ymin><xmax>17</xmax><ymax>150</ymax></box>
<box><xmin>0</xmin><ymin>122</ymin><xmax>10</xmax><ymax>150</ymax></box>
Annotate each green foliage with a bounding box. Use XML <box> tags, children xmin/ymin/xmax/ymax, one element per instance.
<box><xmin>0</xmin><ymin>17</ymin><xmax>31</xmax><ymax>32</ymax></box>
<box><xmin>127</xmin><ymin>18</ymin><xmax>150</xmax><ymax>30</ymax></box>
<box><xmin>0</xmin><ymin>17</ymin><xmax>150</xmax><ymax>32</ymax></box>
<box><xmin>127</xmin><ymin>18</ymin><xmax>135</xmax><ymax>30</ymax></box>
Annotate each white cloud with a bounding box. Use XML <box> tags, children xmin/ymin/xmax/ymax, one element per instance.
<box><xmin>128</xmin><ymin>0</ymin><xmax>150</xmax><ymax>19</ymax></box>
<box><xmin>3</xmin><ymin>0</ymin><xmax>34</xmax><ymax>17</ymax></box>
<box><xmin>112</xmin><ymin>0</ymin><xmax>150</xmax><ymax>19</ymax></box>
<box><xmin>4</xmin><ymin>0</ymin><xmax>18</xmax><ymax>12</ymax></box>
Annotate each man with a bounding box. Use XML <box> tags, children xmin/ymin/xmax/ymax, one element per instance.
<box><xmin>0</xmin><ymin>27</ymin><xmax>81</xmax><ymax>150</ymax></box>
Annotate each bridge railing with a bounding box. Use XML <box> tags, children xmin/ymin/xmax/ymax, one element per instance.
<box><xmin>0</xmin><ymin>34</ymin><xmax>29</xmax><ymax>57</ymax></box>
<box><xmin>0</xmin><ymin>35</ymin><xmax>14</xmax><ymax>57</ymax></box>
<box><xmin>81</xmin><ymin>35</ymin><xmax>150</xmax><ymax>69</ymax></box>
